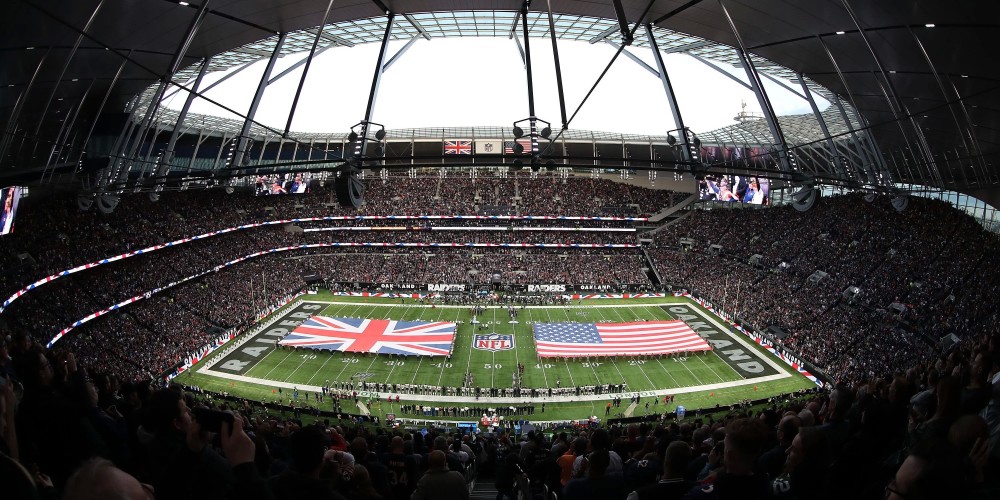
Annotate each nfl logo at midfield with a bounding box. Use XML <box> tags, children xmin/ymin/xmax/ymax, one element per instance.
<box><xmin>474</xmin><ymin>334</ymin><xmax>514</xmax><ymax>352</ymax></box>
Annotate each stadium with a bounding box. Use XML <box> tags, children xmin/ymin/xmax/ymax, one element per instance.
<box><xmin>0</xmin><ymin>1</ymin><xmax>998</xmax><ymax>500</ymax></box>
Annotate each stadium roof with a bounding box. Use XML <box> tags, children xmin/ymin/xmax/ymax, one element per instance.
<box><xmin>1</xmin><ymin>1</ymin><xmax>998</xmax><ymax>200</ymax></box>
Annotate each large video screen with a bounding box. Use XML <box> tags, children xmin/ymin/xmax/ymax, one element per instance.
<box><xmin>698</xmin><ymin>175</ymin><xmax>770</xmax><ymax>205</ymax></box>
<box><xmin>254</xmin><ymin>173</ymin><xmax>313</xmax><ymax>196</ymax></box>
<box><xmin>0</xmin><ymin>186</ymin><xmax>23</xmax><ymax>235</ymax></box>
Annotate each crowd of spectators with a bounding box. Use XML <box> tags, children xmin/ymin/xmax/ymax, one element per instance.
<box><xmin>649</xmin><ymin>193</ymin><xmax>996</xmax><ymax>388</ymax></box>
<box><xmin>1</xmin><ymin>329</ymin><xmax>997</xmax><ymax>500</ymax></box>
<box><xmin>0</xmin><ymin>177</ymin><xmax>669</xmax><ymax>382</ymax></box>
<box><xmin>2</xmin><ymin>182</ymin><xmax>999</xmax><ymax>396</ymax></box>
<box><xmin>0</xmin><ymin>182</ymin><xmax>999</xmax><ymax>498</ymax></box>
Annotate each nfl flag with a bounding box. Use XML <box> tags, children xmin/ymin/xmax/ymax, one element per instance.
<box><xmin>444</xmin><ymin>140</ymin><xmax>472</xmax><ymax>155</ymax></box>
<box><xmin>532</xmin><ymin>320</ymin><xmax>711</xmax><ymax>357</ymax></box>
<box><xmin>279</xmin><ymin>316</ymin><xmax>456</xmax><ymax>357</ymax></box>
<box><xmin>475</xmin><ymin>139</ymin><xmax>503</xmax><ymax>155</ymax></box>
<box><xmin>504</xmin><ymin>138</ymin><xmax>534</xmax><ymax>155</ymax></box>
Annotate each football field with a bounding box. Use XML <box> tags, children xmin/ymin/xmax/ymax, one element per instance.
<box><xmin>176</xmin><ymin>293</ymin><xmax>815</xmax><ymax>422</ymax></box>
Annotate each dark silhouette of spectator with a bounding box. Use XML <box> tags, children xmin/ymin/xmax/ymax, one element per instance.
<box><xmin>410</xmin><ymin>450</ymin><xmax>468</xmax><ymax>500</ymax></box>
<box><xmin>627</xmin><ymin>440</ymin><xmax>693</xmax><ymax>500</ymax></box>
<box><xmin>682</xmin><ymin>418</ymin><xmax>769</xmax><ymax>500</ymax></box>
<box><xmin>563</xmin><ymin>448</ymin><xmax>625</xmax><ymax>500</ymax></box>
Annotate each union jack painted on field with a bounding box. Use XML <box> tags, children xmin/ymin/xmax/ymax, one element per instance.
<box><xmin>444</xmin><ymin>140</ymin><xmax>472</xmax><ymax>155</ymax></box>
<box><xmin>279</xmin><ymin>316</ymin><xmax>456</xmax><ymax>357</ymax></box>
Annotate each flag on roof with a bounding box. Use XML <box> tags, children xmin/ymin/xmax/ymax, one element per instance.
<box><xmin>444</xmin><ymin>140</ymin><xmax>472</xmax><ymax>155</ymax></box>
<box><xmin>504</xmin><ymin>138</ymin><xmax>533</xmax><ymax>155</ymax></box>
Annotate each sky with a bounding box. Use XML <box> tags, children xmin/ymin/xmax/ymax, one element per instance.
<box><xmin>165</xmin><ymin>36</ymin><xmax>826</xmax><ymax>138</ymax></box>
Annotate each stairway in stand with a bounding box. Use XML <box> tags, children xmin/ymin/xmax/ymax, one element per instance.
<box><xmin>471</xmin><ymin>480</ymin><xmax>499</xmax><ymax>500</ymax></box>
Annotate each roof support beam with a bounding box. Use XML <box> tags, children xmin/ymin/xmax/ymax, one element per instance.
<box><xmin>758</xmin><ymin>71</ymin><xmax>806</xmax><ymax>100</ymax></box>
<box><xmin>663</xmin><ymin>40</ymin><xmax>712</xmax><ymax>54</ymax></box>
<box><xmin>52</xmin><ymin>76</ymin><xmax>93</xmax><ymax>169</ymax></box>
<box><xmin>589</xmin><ymin>26</ymin><xmax>618</xmax><ymax>44</ymax></box>
<box><xmin>687</xmin><ymin>54</ymin><xmax>751</xmax><ymax>90</ymax></box>
<box><xmin>268</xmin><ymin>43</ymin><xmax>335</xmax><ymax>85</ymax></box>
<box><xmin>402</xmin><ymin>13</ymin><xmax>432</xmax><ymax>40</ymax></box>
<box><xmin>354</xmin><ymin>13</ymin><xmax>394</xmax><ymax>159</ymax></box>
<box><xmin>112</xmin><ymin>0</ymin><xmax>211</xmax><ymax>192</ymax></box>
<box><xmin>910</xmin><ymin>27</ymin><xmax>986</xmax><ymax>178</ymax></box>
<box><xmin>946</xmin><ymin>76</ymin><xmax>992</xmax><ymax>183</ymax></box>
<box><xmin>382</xmin><ymin>35</ymin><xmax>422</xmax><ymax>72</ymax></box>
<box><xmin>718</xmin><ymin>0</ymin><xmax>792</xmax><ymax>173</ymax></box>
<box><xmin>33</xmin><ymin>0</ymin><xmax>106</xmax><ymax>158</ymax></box>
<box><xmin>546</xmin><ymin>0</ymin><xmax>569</xmax><ymax>128</ymax></box>
<box><xmin>541</xmin><ymin>2</ymin><xmax>657</xmax><ymax>157</ymax></box>
<box><xmin>798</xmin><ymin>75</ymin><xmax>846</xmax><ymax>180</ymax></box>
<box><xmin>840</xmin><ymin>0</ymin><xmax>943</xmax><ymax>186</ymax></box>
<box><xmin>645</xmin><ymin>23</ymin><xmax>690</xmax><ymax>163</ymax></box>
<box><xmin>513</xmin><ymin>31</ymin><xmax>526</xmax><ymax>66</ymax></box>
<box><xmin>611</xmin><ymin>0</ymin><xmax>634</xmax><ymax>45</ymax></box>
<box><xmin>815</xmin><ymin>36</ymin><xmax>886</xmax><ymax>183</ymax></box>
<box><xmin>652</xmin><ymin>0</ymin><xmax>705</xmax><ymax>25</ymax></box>
<box><xmin>313</xmin><ymin>30</ymin><xmax>355</xmax><ymax>47</ymax></box>
<box><xmin>228</xmin><ymin>32</ymin><xmax>286</xmax><ymax>176</ymax></box>
<box><xmin>604</xmin><ymin>40</ymin><xmax>659</xmax><ymax>78</ymax></box>
<box><xmin>0</xmin><ymin>49</ymin><xmax>48</xmax><ymax>166</ymax></box>
<box><xmin>284</xmin><ymin>0</ymin><xmax>336</xmax><ymax>137</ymax></box>
<box><xmin>162</xmin><ymin>58</ymin><xmax>254</xmax><ymax>102</ymax></box>
<box><xmin>155</xmin><ymin>56</ymin><xmax>212</xmax><ymax>187</ymax></box>
<box><xmin>508</xmin><ymin>10</ymin><xmax>521</xmax><ymax>39</ymax></box>
<box><xmin>520</xmin><ymin>1</ymin><xmax>541</xmax><ymax>155</ymax></box>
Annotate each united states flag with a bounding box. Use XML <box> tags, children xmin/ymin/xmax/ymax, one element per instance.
<box><xmin>504</xmin><ymin>138</ymin><xmax>534</xmax><ymax>155</ymax></box>
<box><xmin>279</xmin><ymin>316</ymin><xmax>456</xmax><ymax>357</ymax></box>
<box><xmin>444</xmin><ymin>140</ymin><xmax>472</xmax><ymax>155</ymax></box>
<box><xmin>532</xmin><ymin>321</ymin><xmax>711</xmax><ymax>357</ymax></box>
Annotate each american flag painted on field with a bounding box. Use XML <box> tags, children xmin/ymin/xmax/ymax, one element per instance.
<box><xmin>279</xmin><ymin>316</ymin><xmax>456</xmax><ymax>357</ymax></box>
<box><xmin>532</xmin><ymin>321</ymin><xmax>711</xmax><ymax>357</ymax></box>
<box><xmin>444</xmin><ymin>140</ymin><xmax>472</xmax><ymax>155</ymax></box>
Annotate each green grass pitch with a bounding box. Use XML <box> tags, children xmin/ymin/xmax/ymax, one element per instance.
<box><xmin>175</xmin><ymin>293</ymin><xmax>816</xmax><ymax>423</ymax></box>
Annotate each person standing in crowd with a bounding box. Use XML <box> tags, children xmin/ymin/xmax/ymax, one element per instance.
<box><xmin>682</xmin><ymin>418</ymin><xmax>769</xmax><ymax>500</ymax></box>
<box><xmin>627</xmin><ymin>441</ymin><xmax>693</xmax><ymax>500</ymax></box>
<box><xmin>410</xmin><ymin>450</ymin><xmax>469</xmax><ymax>500</ymax></box>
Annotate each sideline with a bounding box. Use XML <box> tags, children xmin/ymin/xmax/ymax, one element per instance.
<box><xmin>195</xmin><ymin>365</ymin><xmax>790</xmax><ymax>404</ymax></box>
<box><xmin>307</xmin><ymin>301</ymin><xmax>680</xmax><ymax>309</ymax></box>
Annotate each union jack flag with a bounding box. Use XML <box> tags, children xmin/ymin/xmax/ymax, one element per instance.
<box><xmin>504</xmin><ymin>138</ymin><xmax>534</xmax><ymax>155</ymax></box>
<box><xmin>278</xmin><ymin>316</ymin><xmax>456</xmax><ymax>357</ymax></box>
<box><xmin>444</xmin><ymin>140</ymin><xmax>472</xmax><ymax>155</ymax></box>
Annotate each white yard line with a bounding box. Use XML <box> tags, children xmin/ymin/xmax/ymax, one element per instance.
<box><xmin>601</xmin><ymin>306</ymin><xmax>655</xmax><ymax>390</ymax></box>
<box><xmin>380</xmin><ymin>303</ymin><xmax>416</xmax><ymax>383</ymax></box>
<box><xmin>674</xmin><ymin>353</ymin><xmax>706</xmax><ymax>385</ymax></box>
<box><xmin>695</xmin><ymin>350</ymin><xmax>737</xmax><ymax>383</ymax></box>
<box><xmin>424</xmin><ymin>305</ymin><xmax>449</xmax><ymax>386</ymax></box>
<box><xmin>525</xmin><ymin>309</ymin><xmax>550</xmax><ymax>388</ymax></box>
<box><xmin>653</xmin><ymin>357</ymin><xmax>683</xmax><ymax>388</ymax></box>
<box><xmin>330</xmin><ymin>303</ymin><xmax>370</xmax><ymax>381</ymax></box>
<box><xmin>490</xmin><ymin>308</ymin><xmax>498</xmax><ymax>388</ymax></box>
